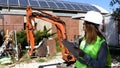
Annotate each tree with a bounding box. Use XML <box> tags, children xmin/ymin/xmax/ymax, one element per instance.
<box><xmin>110</xmin><ymin>0</ymin><xmax>120</xmax><ymax>20</ymax></box>
<box><xmin>110</xmin><ymin>0</ymin><xmax>120</xmax><ymax>6</ymax></box>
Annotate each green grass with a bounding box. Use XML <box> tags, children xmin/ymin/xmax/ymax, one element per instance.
<box><xmin>36</xmin><ymin>58</ymin><xmax>46</xmax><ymax>62</ymax></box>
<box><xmin>19</xmin><ymin>53</ymin><xmax>32</xmax><ymax>63</ymax></box>
<box><xmin>36</xmin><ymin>53</ymin><xmax>58</xmax><ymax>62</ymax></box>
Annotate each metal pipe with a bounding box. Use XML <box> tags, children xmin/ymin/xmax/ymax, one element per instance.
<box><xmin>0</xmin><ymin>14</ymin><xmax>4</xmax><ymax>36</ymax></box>
<box><xmin>2</xmin><ymin>15</ymin><xmax>4</xmax><ymax>36</ymax></box>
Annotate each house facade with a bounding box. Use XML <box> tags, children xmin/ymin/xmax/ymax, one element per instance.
<box><xmin>0</xmin><ymin>0</ymin><xmax>111</xmax><ymax>55</ymax></box>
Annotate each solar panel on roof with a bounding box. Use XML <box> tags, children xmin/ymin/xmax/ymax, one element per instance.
<box><xmin>29</xmin><ymin>0</ymin><xmax>39</xmax><ymax>7</ymax></box>
<box><xmin>85</xmin><ymin>6</ymin><xmax>95</xmax><ymax>11</ymax></box>
<box><xmin>71</xmin><ymin>4</ymin><xmax>81</xmax><ymax>10</ymax></box>
<box><xmin>39</xmin><ymin>1</ymin><xmax>49</xmax><ymax>8</ymax></box>
<box><xmin>8</xmin><ymin>0</ymin><xmax>18</xmax><ymax>6</ymax></box>
<box><xmin>78</xmin><ymin>5</ymin><xmax>88</xmax><ymax>11</ymax></box>
<box><xmin>47</xmin><ymin>2</ymin><xmax>58</xmax><ymax>8</ymax></box>
<box><xmin>83</xmin><ymin>5</ymin><xmax>97</xmax><ymax>11</ymax></box>
<box><xmin>44</xmin><ymin>0</ymin><xmax>58</xmax><ymax>1</ymax></box>
<box><xmin>55</xmin><ymin>2</ymin><xmax>66</xmax><ymax>9</ymax></box>
<box><xmin>19</xmin><ymin>0</ymin><xmax>29</xmax><ymax>6</ymax></box>
<box><xmin>91</xmin><ymin>6</ymin><xmax>100</xmax><ymax>12</ymax></box>
<box><xmin>63</xmin><ymin>3</ymin><xmax>74</xmax><ymax>10</ymax></box>
<box><xmin>0</xmin><ymin>0</ymin><xmax>7</xmax><ymax>5</ymax></box>
<box><xmin>0</xmin><ymin>0</ymin><xmax>100</xmax><ymax>12</ymax></box>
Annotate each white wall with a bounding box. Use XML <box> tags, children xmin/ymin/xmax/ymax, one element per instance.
<box><xmin>79</xmin><ymin>20</ymin><xmax>84</xmax><ymax>37</ymax></box>
<box><xmin>104</xmin><ymin>15</ymin><xmax>118</xmax><ymax>46</ymax></box>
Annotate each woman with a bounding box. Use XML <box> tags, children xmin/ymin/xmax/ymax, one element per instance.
<box><xmin>75</xmin><ymin>11</ymin><xmax>111</xmax><ymax>68</ymax></box>
<box><xmin>62</xmin><ymin>11</ymin><xmax>111</xmax><ymax>68</ymax></box>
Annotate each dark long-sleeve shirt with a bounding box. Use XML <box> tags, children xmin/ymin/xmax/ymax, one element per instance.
<box><xmin>80</xmin><ymin>42</ymin><xmax>110</xmax><ymax>68</ymax></box>
<box><xmin>62</xmin><ymin>39</ymin><xmax>110</xmax><ymax>68</ymax></box>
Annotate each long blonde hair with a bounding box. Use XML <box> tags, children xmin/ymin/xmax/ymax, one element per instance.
<box><xmin>84</xmin><ymin>21</ymin><xmax>105</xmax><ymax>44</ymax></box>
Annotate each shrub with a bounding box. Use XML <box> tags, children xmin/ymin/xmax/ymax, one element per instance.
<box><xmin>16</xmin><ymin>30</ymin><xmax>27</xmax><ymax>49</ymax></box>
<box><xmin>16</xmin><ymin>26</ymin><xmax>56</xmax><ymax>49</ymax></box>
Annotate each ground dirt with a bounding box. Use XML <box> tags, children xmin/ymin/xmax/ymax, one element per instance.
<box><xmin>0</xmin><ymin>52</ymin><xmax>120</xmax><ymax>68</ymax></box>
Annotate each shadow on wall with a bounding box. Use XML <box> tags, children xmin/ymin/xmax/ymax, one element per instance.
<box><xmin>0</xmin><ymin>30</ymin><xmax>4</xmax><ymax>46</ymax></box>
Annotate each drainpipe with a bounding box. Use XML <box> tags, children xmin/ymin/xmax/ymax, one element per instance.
<box><xmin>0</xmin><ymin>15</ymin><xmax>4</xmax><ymax>36</ymax></box>
<box><xmin>2</xmin><ymin>15</ymin><xmax>4</xmax><ymax>35</ymax></box>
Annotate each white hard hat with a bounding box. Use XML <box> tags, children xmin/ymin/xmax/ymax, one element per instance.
<box><xmin>84</xmin><ymin>11</ymin><xmax>103</xmax><ymax>25</ymax></box>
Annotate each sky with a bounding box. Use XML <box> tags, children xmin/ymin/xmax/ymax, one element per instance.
<box><xmin>66</xmin><ymin>0</ymin><xmax>113</xmax><ymax>12</ymax></box>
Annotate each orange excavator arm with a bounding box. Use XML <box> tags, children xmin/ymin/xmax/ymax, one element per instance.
<box><xmin>26</xmin><ymin>6</ymin><xmax>75</xmax><ymax>63</ymax></box>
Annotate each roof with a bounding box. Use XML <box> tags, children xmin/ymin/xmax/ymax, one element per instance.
<box><xmin>92</xmin><ymin>4</ymin><xmax>109</xmax><ymax>14</ymax></box>
<box><xmin>0</xmin><ymin>0</ymin><xmax>100</xmax><ymax>12</ymax></box>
